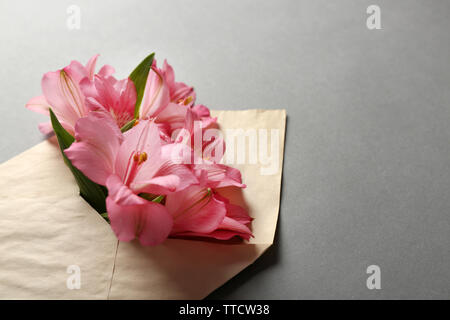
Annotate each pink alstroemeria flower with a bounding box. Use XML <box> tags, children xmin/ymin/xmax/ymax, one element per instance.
<box><xmin>25</xmin><ymin>54</ymin><xmax>114</xmax><ymax>134</ymax></box>
<box><xmin>80</xmin><ymin>74</ymin><xmax>136</xmax><ymax>128</ymax></box>
<box><xmin>65</xmin><ymin>111</ymin><xmax>198</xmax><ymax>245</ymax></box>
<box><xmin>157</xmin><ymin>60</ymin><xmax>216</xmax><ymax>129</ymax></box>
<box><xmin>167</xmin><ymin>183</ymin><xmax>253</xmax><ymax>241</ymax></box>
<box><xmin>165</xmin><ymin>107</ymin><xmax>243</xmax><ymax>188</ymax></box>
<box><xmin>161</xmin><ymin>60</ymin><xmax>217</xmax><ymax>127</ymax></box>
<box><xmin>161</xmin><ymin>59</ymin><xmax>196</xmax><ymax>104</ymax></box>
<box><xmin>155</xmin><ymin>102</ymin><xmax>217</xmax><ymax>140</ymax></box>
<box><xmin>142</xmin><ymin>60</ymin><xmax>216</xmax><ymax>132</ymax></box>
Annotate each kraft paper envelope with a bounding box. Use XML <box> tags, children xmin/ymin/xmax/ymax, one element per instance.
<box><xmin>0</xmin><ymin>109</ymin><xmax>286</xmax><ymax>299</ymax></box>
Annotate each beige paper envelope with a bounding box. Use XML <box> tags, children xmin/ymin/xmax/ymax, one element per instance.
<box><xmin>0</xmin><ymin>109</ymin><xmax>286</xmax><ymax>299</ymax></box>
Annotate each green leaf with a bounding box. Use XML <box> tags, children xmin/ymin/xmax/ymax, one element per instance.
<box><xmin>129</xmin><ymin>52</ymin><xmax>155</xmax><ymax>118</ymax></box>
<box><xmin>152</xmin><ymin>195</ymin><xmax>165</xmax><ymax>203</ymax></box>
<box><xmin>100</xmin><ymin>212</ymin><xmax>110</xmax><ymax>223</ymax></box>
<box><xmin>49</xmin><ymin>109</ymin><xmax>108</xmax><ymax>214</ymax></box>
<box><xmin>120</xmin><ymin>119</ymin><xmax>136</xmax><ymax>133</ymax></box>
<box><xmin>138</xmin><ymin>193</ymin><xmax>164</xmax><ymax>202</ymax></box>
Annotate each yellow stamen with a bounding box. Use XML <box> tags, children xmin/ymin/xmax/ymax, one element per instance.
<box><xmin>138</xmin><ymin>152</ymin><xmax>148</xmax><ymax>164</ymax></box>
<box><xmin>183</xmin><ymin>96</ymin><xmax>193</xmax><ymax>105</ymax></box>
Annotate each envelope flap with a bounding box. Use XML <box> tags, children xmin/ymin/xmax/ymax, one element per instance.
<box><xmin>0</xmin><ymin>139</ymin><xmax>117</xmax><ymax>299</ymax></box>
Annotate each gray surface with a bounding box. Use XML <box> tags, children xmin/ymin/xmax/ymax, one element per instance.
<box><xmin>1</xmin><ymin>0</ymin><xmax>449</xmax><ymax>299</ymax></box>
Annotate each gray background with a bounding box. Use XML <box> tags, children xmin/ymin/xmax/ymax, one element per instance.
<box><xmin>1</xmin><ymin>0</ymin><xmax>449</xmax><ymax>299</ymax></box>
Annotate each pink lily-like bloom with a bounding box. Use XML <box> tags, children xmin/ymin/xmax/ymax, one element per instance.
<box><xmin>167</xmin><ymin>107</ymin><xmax>243</xmax><ymax>188</ymax></box>
<box><xmin>144</xmin><ymin>60</ymin><xmax>216</xmax><ymax>134</ymax></box>
<box><xmin>65</xmin><ymin>111</ymin><xmax>198</xmax><ymax>246</ymax></box>
<box><xmin>25</xmin><ymin>54</ymin><xmax>114</xmax><ymax>134</ymax></box>
<box><xmin>162</xmin><ymin>110</ymin><xmax>252</xmax><ymax>240</ymax></box>
<box><xmin>167</xmin><ymin>183</ymin><xmax>253</xmax><ymax>241</ymax></box>
<box><xmin>160</xmin><ymin>60</ymin><xmax>217</xmax><ymax>129</ymax></box>
<box><xmin>80</xmin><ymin>74</ymin><xmax>136</xmax><ymax>128</ymax></box>
<box><xmin>160</xmin><ymin>60</ymin><xmax>217</xmax><ymax>128</ymax></box>
<box><xmin>161</xmin><ymin>59</ymin><xmax>196</xmax><ymax>104</ymax></box>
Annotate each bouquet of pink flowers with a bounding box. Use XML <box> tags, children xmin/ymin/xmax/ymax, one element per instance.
<box><xmin>26</xmin><ymin>53</ymin><xmax>252</xmax><ymax>246</ymax></box>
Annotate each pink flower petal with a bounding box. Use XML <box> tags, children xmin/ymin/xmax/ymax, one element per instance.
<box><xmin>192</xmin><ymin>104</ymin><xmax>210</xmax><ymax>118</ymax></box>
<box><xmin>25</xmin><ymin>95</ymin><xmax>50</xmax><ymax>115</ymax></box>
<box><xmin>139</xmin><ymin>67</ymin><xmax>170</xmax><ymax>119</ymax></box>
<box><xmin>106</xmin><ymin>174</ymin><xmax>147</xmax><ymax>206</ymax></box>
<box><xmin>85</xmin><ymin>54</ymin><xmax>99</xmax><ymax>80</ymax></box>
<box><xmin>131</xmin><ymin>174</ymin><xmax>180</xmax><ymax>195</ymax></box>
<box><xmin>217</xmin><ymin>216</ymin><xmax>253</xmax><ymax>237</ymax></box>
<box><xmin>107</xmin><ymin>196</ymin><xmax>173</xmax><ymax>246</ymax></box>
<box><xmin>167</xmin><ymin>186</ymin><xmax>227</xmax><ymax>234</ymax></box>
<box><xmin>162</xmin><ymin>60</ymin><xmax>195</xmax><ymax>103</ymax></box>
<box><xmin>81</xmin><ymin>75</ymin><xmax>136</xmax><ymax>128</ymax></box>
<box><xmin>42</xmin><ymin>70</ymin><xmax>85</xmax><ymax>133</ymax></box>
<box><xmin>169</xmin><ymin>190</ymin><xmax>253</xmax><ymax>240</ymax></box>
<box><xmin>195</xmin><ymin>163</ymin><xmax>246</xmax><ymax>188</ymax></box>
<box><xmin>98</xmin><ymin>65</ymin><xmax>115</xmax><ymax>78</ymax></box>
<box><xmin>38</xmin><ymin>122</ymin><xmax>53</xmax><ymax>135</ymax></box>
<box><xmin>155</xmin><ymin>102</ymin><xmax>188</xmax><ymax>133</ymax></box>
<box><xmin>65</xmin><ymin>112</ymin><xmax>122</xmax><ymax>185</ymax></box>
<box><xmin>64</xmin><ymin>60</ymin><xmax>89</xmax><ymax>84</ymax></box>
<box><xmin>134</xmin><ymin>150</ymin><xmax>198</xmax><ymax>194</ymax></box>
<box><xmin>225</xmin><ymin>202</ymin><xmax>253</xmax><ymax>224</ymax></box>
<box><xmin>115</xmin><ymin>120</ymin><xmax>162</xmax><ymax>182</ymax></box>
<box><xmin>115</xmin><ymin>78</ymin><xmax>137</xmax><ymax>125</ymax></box>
